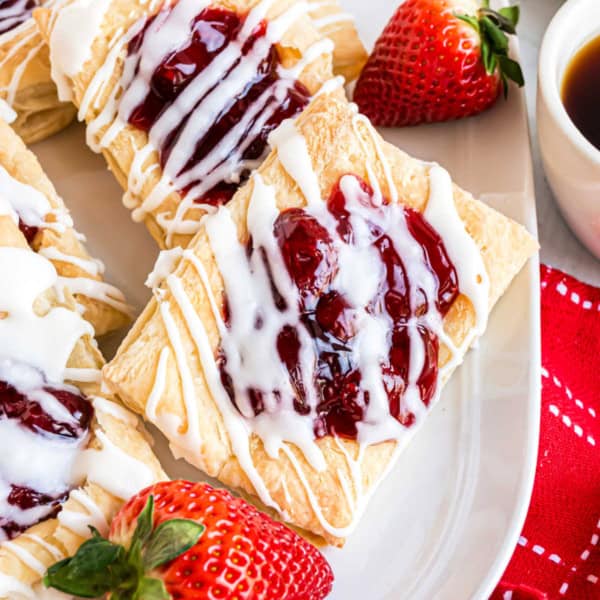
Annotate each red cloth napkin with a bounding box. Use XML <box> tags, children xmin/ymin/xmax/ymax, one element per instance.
<box><xmin>492</xmin><ymin>265</ymin><xmax>600</xmax><ymax>600</ymax></box>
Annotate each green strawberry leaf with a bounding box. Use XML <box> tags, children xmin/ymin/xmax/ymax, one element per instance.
<box><xmin>456</xmin><ymin>14</ymin><xmax>480</xmax><ymax>34</ymax></box>
<box><xmin>143</xmin><ymin>519</ymin><xmax>205</xmax><ymax>571</ymax></box>
<box><xmin>133</xmin><ymin>577</ymin><xmax>170</xmax><ymax>600</ymax></box>
<box><xmin>498</xmin><ymin>55</ymin><xmax>525</xmax><ymax>86</ymax></box>
<box><xmin>480</xmin><ymin>7</ymin><xmax>517</xmax><ymax>34</ymax></box>
<box><xmin>481</xmin><ymin>40</ymin><xmax>496</xmax><ymax>75</ymax></box>
<box><xmin>498</xmin><ymin>6</ymin><xmax>520</xmax><ymax>28</ymax></box>
<box><xmin>481</xmin><ymin>16</ymin><xmax>509</xmax><ymax>54</ymax></box>
<box><xmin>128</xmin><ymin>495</ymin><xmax>156</xmax><ymax>572</ymax></box>
<box><xmin>44</xmin><ymin>529</ymin><xmax>129</xmax><ymax>597</ymax></box>
<box><xmin>132</xmin><ymin>496</ymin><xmax>155</xmax><ymax>549</ymax></box>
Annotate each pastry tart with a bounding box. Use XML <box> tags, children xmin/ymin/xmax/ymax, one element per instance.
<box><xmin>0</xmin><ymin>0</ymin><xmax>75</xmax><ymax>144</ymax></box>
<box><xmin>35</xmin><ymin>0</ymin><xmax>344</xmax><ymax>249</ymax></box>
<box><xmin>0</xmin><ymin>116</ymin><xmax>130</xmax><ymax>336</ymax></box>
<box><xmin>307</xmin><ymin>0</ymin><xmax>367</xmax><ymax>82</ymax></box>
<box><xmin>0</xmin><ymin>215</ymin><xmax>166</xmax><ymax>599</ymax></box>
<box><xmin>103</xmin><ymin>93</ymin><xmax>539</xmax><ymax>547</ymax></box>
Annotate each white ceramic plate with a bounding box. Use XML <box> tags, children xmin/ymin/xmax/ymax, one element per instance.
<box><xmin>31</xmin><ymin>0</ymin><xmax>540</xmax><ymax>597</ymax></box>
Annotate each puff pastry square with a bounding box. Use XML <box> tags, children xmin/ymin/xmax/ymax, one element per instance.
<box><xmin>0</xmin><ymin>215</ymin><xmax>166</xmax><ymax>600</ymax></box>
<box><xmin>0</xmin><ymin>117</ymin><xmax>130</xmax><ymax>336</ymax></box>
<box><xmin>0</xmin><ymin>2</ymin><xmax>75</xmax><ymax>144</ymax></box>
<box><xmin>103</xmin><ymin>93</ymin><xmax>538</xmax><ymax>547</ymax></box>
<box><xmin>35</xmin><ymin>0</ymin><xmax>341</xmax><ymax>249</ymax></box>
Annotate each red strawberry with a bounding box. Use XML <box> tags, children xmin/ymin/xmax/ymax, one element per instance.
<box><xmin>43</xmin><ymin>480</ymin><xmax>334</xmax><ymax>600</ymax></box>
<box><xmin>354</xmin><ymin>0</ymin><xmax>524</xmax><ymax>126</ymax></box>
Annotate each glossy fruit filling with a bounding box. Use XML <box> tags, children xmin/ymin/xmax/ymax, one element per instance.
<box><xmin>220</xmin><ymin>175</ymin><xmax>459</xmax><ymax>439</ymax></box>
<box><xmin>126</xmin><ymin>6</ymin><xmax>310</xmax><ymax>206</ymax></box>
<box><xmin>0</xmin><ymin>0</ymin><xmax>37</xmax><ymax>35</ymax></box>
<box><xmin>0</xmin><ymin>375</ymin><xmax>93</xmax><ymax>539</ymax></box>
<box><xmin>18</xmin><ymin>219</ymin><xmax>38</xmax><ymax>246</ymax></box>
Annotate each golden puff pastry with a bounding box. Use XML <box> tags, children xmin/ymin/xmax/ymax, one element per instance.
<box><xmin>103</xmin><ymin>93</ymin><xmax>538</xmax><ymax>547</ymax></box>
<box><xmin>35</xmin><ymin>0</ymin><xmax>338</xmax><ymax>250</ymax></box>
<box><xmin>0</xmin><ymin>3</ymin><xmax>75</xmax><ymax>144</ymax></box>
<box><xmin>307</xmin><ymin>0</ymin><xmax>367</xmax><ymax>82</ymax></box>
<box><xmin>0</xmin><ymin>117</ymin><xmax>131</xmax><ymax>336</ymax></box>
<box><xmin>0</xmin><ymin>215</ymin><xmax>166</xmax><ymax>600</ymax></box>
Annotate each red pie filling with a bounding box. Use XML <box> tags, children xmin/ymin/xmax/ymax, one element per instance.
<box><xmin>125</xmin><ymin>7</ymin><xmax>311</xmax><ymax>206</ymax></box>
<box><xmin>17</xmin><ymin>220</ymin><xmax>38</xmax><ymax>246</ymax></box>
<box><xmin>0</xmin><ymin>0</ymin><xmax>37</xmax><ymax>35</ymax></box>
<box><xmin>219</xmin><ymin>175</ymin><xmax>459</xmax><ymax>440</ymax></box>
<box><xmin>0</xmin><ymin>374</ymin><xmax>93</xmax><ymax>540</ymax></box>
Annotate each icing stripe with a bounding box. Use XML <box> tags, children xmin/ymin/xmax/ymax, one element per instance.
<box><xmin>1</xmin><ymin>541</ymin><xmax>47</xmax><ymax>576</ymax></box>
<box><xmin>58</xmin><ymin>489</ymin><xmax>109</xmax><ymax>538</ymax></box>
<box><xmin>21</xmin><ymin>534</ymin><xmax>63</xmax><ymax>560</ymax></box>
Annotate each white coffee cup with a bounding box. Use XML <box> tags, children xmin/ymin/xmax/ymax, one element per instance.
<box><xmin>538</xmin><ymin>0</ymin><xmax>600</xmax><ymax>260</ymax></box>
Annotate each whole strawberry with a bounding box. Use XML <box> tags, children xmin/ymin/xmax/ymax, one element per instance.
<box><xmin>43</xmin><ymin>480</ymin><xmax>334</xmax><ymax>599</ymax></box>
<box><xmin>354</xmin><ymin>0</ymin><xmax>524</xmax><ymax>126</ymax></box>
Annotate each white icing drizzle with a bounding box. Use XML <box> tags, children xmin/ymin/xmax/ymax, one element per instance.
<box><xmin>92</xmin><ymin>396</ymin><xmax>138</xmax><ymax>426</ymax></box>
<box><xmin>5</xmin><ymin>39</ymin><xmax>44</xmax><ymax>105</ymax></box>
<box><xmin>0</xmin><ymin>573</ymin><xmax>34</xmax><ymax>599</ymax></box>
<box><xmin>1</xmin><ymin>541</ymin><xmax>46</xmax><ymax>575</ymax></box>
<box><xmin>0</xmin><ymin>0</ymin><xmax>36</xmax><ymax>34</ymax></box>
<box><xmin>55</xmin><ymin>276</ymin><xmax>130</xmax><ymax>315</ymax></box>
<box><xmin>425</xmin><ymin>165</ymin><xmax>489</xmax><ymax>336</ymax></box>
<box><xmin>145</xmin><ymin>247</ymin><xmax>183</xmax><ymax>289</ymax></box>
<box><xmin>280</xmin><ymin>38</ymin><xmax>334</xmax><ymax>80</ymax></box>
<box><xmin>57</xmin><ymin>488</ymin><xmax>108</xmax><ymax>538</ymax></box>
<box><xmin>79</xmin><ymin>20</ymin><xmax>145</xmax><ymax>152</ymax></box>
<box><xmin>0</xmin><ymin>98</ymin><xmax>16</xmax><ymax>123</ymax></box>
<box><xmin>62</xmin><ymin>368</ymin><xmax>102</xmax><ymax>384</ymax></box>
<box><xmin>21</xmin><ymin>534</ymin><xmax>63</xmax><ymax>560</ymax></box>
<box><xmin>39</xmin><ymin>247</ymin><xmax>105</xmax><ymax>277</ymax></box>
<box><xmin>158</xmin><ymin>297</ymin><xmax>201</xmax><ymax>450</ymax></box>
<box><xmin>144</xmin><ymin>347</ymin><xmax>170</xmax><ymax>423</ymax></box>
<box><xmin>0</xmin><ymin>27</ymin><xmax>44</xmax><ymax>106</ymax></box>
<box><xmin>48</xmin><ymin>0</ymin><xmax>112</xmax><ymax>102</ymax></box>
<box><xmin>311</xmin><ymin>12</ymin><xmax>354</xmax><ymax>33</ymax></box>
<box><xmin>0</xmin><ymin>165</ymin><xmax>71</xmax><ymax>234</ymax></box>
<box><xmin>307</xmin><ymin>0</ymin><xmax>342</xmax><ymax>10</ymax></box>
<box><xmin>74</xmin><ymin>428</ymin><xmax>155</xmax><ymax>501</ymax></box>
<box><xmin>48</xmin><ymin>0</ymin><xmax>331</xmax><ymax>246</ymax></box>
<box><xmin>269</xmin><ymin>119</ymin><xmax>323</xmax><ymax>206</ymax></box>
<box><xmin>0</xmin><ymin>249</ymin><xmax>93</xmax><ymax>383</ymax></box>
<box><xmin>307</xmin><ymin>0</ymin><xmax>356</xmax><ymax>42</ymax></box>
<box><xmin>314</xmin><ymin>74</ymin><xmax>344</xmax><ymax>97</ymax></box>
<box><xmin>138</xmin><ymin>109</ymin><xmax>491</xmax><ymax>539</ymax></box>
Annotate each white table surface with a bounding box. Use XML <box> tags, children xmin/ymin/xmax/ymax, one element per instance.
<box><xmin>520</xmin><ymin>0</ymin><xmax>599</xmax><ymax>285</ymax></box>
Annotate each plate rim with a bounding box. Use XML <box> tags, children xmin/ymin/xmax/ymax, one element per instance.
<box><xmin>473</xmin><ymin>82</ymin><xmax>542</xmax><ymax>596</ymax></box>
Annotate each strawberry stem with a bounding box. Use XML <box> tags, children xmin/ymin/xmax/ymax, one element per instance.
<box><xmin>43</xmin><ymin>496</ymin><xmax>205</xmax><ymax>599</ymax></box>
<box><xmin>456</xmin><ymin>2</ymin><xmax>524</xmax><ymax>95</ymax></box>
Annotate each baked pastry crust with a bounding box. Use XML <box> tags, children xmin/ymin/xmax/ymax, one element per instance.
<box><xmin>0</xmin><ymin>118</ymin><xmax>130</xmax><ymax>336</ymax></box>
<box><xmin>0</xmin><ymin>13</ymin><xmax>75</xmax><ymax>144</ymax></box>
<box><xmin>0</xmin><ymin>215</ymin><xmax>166</xmax><ymax>600</ymax></box>
<box><xmin>307</xmin><ymin>0</ymin><xmax>367</xmax><ymax>82</ymax></box>
<box><xmin>103</xmin><ymin>93</ymin><xmax>538</xmax><ymax>546</ymax></box>
<box><xmin>35</xmin><ymin>0</ymin><xmax>336</xmax><ymax>249</ymax></box>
